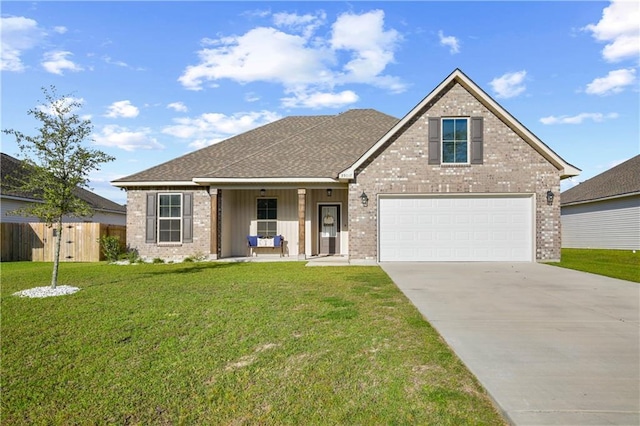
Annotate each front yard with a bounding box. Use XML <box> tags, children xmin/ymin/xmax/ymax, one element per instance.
<box><xmin>549</xmin><ymin>249</ymin><xmax>640</xmax><ymax>283</ymax></box>
<box><xmin>1</xmin><ymin>261</ymin><xmax>505</xmax><ymax>425</ymax></box>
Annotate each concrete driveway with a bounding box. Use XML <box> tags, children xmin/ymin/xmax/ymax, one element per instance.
<box><xmin>381</xmin><ymin>262</ymin><xmax>639</xmax><ymax>426</ymax></box>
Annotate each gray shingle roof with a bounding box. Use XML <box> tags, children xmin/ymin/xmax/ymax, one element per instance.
<box><xmin>1</xmin><ymin>152</ymin><xmax>126</xmax><ymax>213</ymax></box>
<box><xmin>114</xmin><ymin>109</ymin><xmax>399</xmax><ymax>182</ymax></box>
<box><xmin>561</xmin><ymin>155</ymin><xmax>640</xmax><ymax>205</ymax></box>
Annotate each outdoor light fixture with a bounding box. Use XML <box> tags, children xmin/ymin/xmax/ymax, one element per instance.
<box><xmin>327</xmin><ymin>189</ymin><xmax>332</xmax><ymax>197</ymax></box>
<box><xmin>546</xmin><ymin>190</ymin><xmax>554</xmax><ymax>205</ymax></box>
<box><xmin>360</xmin><ymin>191</ymin><xmax>369</xmax><ymax>207</ymax></box>
<box><xmin>260</xmin><ymin>189</ymin><xmax>266</xmax><ymax>197</ymax></box>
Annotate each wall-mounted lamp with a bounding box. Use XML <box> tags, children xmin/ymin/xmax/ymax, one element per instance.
<box><xmin>260</xmin><ymin>189</ymin><xmax>266</xmax><ymax>197</ymax></box>
<box><xmin>360</xmin><ymin>191</ymin><xmax>369</xmax><ymax>207</ymax></box>
<box><xmin>546</xmin><ymin>190</ymin><xmax>554</xmax><ymax>205</ymax></box>
<box><xmin>327</xmin><ymin>188</ymin><xmax>332</xmax><ymax>197</ymax></box>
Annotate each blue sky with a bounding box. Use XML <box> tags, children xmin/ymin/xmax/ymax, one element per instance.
<box><xmin>2</xmin><ymin>1</ymin><xmax>638</xmax><ymax>205</ymax></box>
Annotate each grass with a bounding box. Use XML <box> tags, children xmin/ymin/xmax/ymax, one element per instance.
<box><xmin>1</xmin><ymin>261</ymin><xmax>505</xmax><ymax>425</ymax></box>
<box><xmin>548</xmin><ymin>248</ymin><xmax>640</xmax><ymax>282</ymax></box>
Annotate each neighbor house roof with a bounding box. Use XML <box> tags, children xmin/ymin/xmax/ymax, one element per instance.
<box><xmin>561</xmin><ymin>154</ymin><xmax>640</xmax><ymax>206</ymax></box>
<box><xmin>1</xmin><ymin>152</ymin><xmax>126</xmax><ymax>213</ymax></box>
<box><xmin>113</xmin><ymin>109</ymin><xmax>399</xmax><ymax>186</ymax></box>
<box><xmin>340</xmin><ymin>69</ymin><xmax>580</xmax><ymax>179</ymax></box>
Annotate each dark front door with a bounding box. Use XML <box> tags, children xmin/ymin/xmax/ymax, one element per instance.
<box><xmin>319</xmin><ymin>205</ymin><xmax>340</xmax><ymax>254</ymax></box>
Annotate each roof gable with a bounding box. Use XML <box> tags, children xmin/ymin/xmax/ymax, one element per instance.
<box><xmin>1</xmin><ymin>152</ymin><xmax>126</xmax><ymax>213</ymax></box>
<box><xmin>561</xmin><ymin>154</ymin><xmax>640</xmax><ymax>205</ymax></box>
<box><xmin>339</xmin><ymin>69</ymin><xmax>580</xmax><ymax>180</ymax></box>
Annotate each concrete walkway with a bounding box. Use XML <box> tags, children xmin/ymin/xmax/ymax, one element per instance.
<box><xmin>381</xmin><ymin>262</ymin><xmax>639</xmax><ymax>426</ymax></box>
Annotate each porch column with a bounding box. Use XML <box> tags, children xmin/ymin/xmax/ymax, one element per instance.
<box><xmin>297</xmin><ymin>188</ymin><xmax>306</xmax><ymax>259</ymax></box>
<box><xmin>210</xmin><ymin>188</ymin><xmax>218</xmax><ymax>259</ymax></box>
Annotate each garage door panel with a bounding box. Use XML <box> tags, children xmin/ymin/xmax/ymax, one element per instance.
<box><xmin>379</xmin><ymin>196</ymin><xmax>533</xmax><ymax>262</ymax></box>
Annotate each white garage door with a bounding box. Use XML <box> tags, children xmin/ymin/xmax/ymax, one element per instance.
<box><xmin>379</xmin><ymin>196</ymin><xmax>533</xmax><ymax>262</ymax></box>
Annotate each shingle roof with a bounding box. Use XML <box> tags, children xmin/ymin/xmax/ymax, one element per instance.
<box><xmin>561</xmin><ymin>155</ymin><xmax>640</xmax><ymax>205</ymax></box>
<box><xmin>113</xmin><ymin>109</ymin><xmax>399</xmax><ymax>183</ymax></box>
<box><xmin>1</xmin><ymin>152</ymin><xmax>126</xmax><ymax>213</ymax></box>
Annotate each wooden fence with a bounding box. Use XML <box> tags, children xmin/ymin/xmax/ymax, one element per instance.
<box><xmin>0</xmin><ymin>223</ymin><xmax>126</xmax><ymax>262</ymax></box>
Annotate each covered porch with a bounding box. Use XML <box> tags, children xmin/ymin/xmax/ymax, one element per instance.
<box><xmin>209</xmin><ymin>186</ymin><xmax>349</xmax><ymax>260</ymax></box>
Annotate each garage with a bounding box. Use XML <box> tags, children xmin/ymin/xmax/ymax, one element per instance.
<box><xmin>379</xmin><ymin>195</ymin><xmax>534</xmax><ymax>262</ymax></box>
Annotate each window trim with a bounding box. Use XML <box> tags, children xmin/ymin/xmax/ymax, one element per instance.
<box><xmin>441</xmin><ymin>117</ymin><xmax>470</xmax><ymax>165</ymax></box>
<box><xmin>256</xmin><ymin>197</ymin><xmax>278</xmax><ymax>238</ymax></box>
<box><xmin>157</xmin><ymin>192</ymin><xmax>183</xmax><ymax>244</ymax></box>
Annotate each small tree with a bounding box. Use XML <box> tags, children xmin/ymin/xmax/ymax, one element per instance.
<box><xmin>3</xmin><ymin>86</ymin><xmax>115</xmax><ymax>288</ymax></box>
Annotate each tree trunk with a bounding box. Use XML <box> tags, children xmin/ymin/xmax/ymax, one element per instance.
<box><xmin>51</xmin><ymin>219</ymin><xmax>63</xmax><ymax>289</ymax></box>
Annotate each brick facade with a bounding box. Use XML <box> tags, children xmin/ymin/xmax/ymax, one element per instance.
<box><xmin>126</xmin><ymin>187</ymin><xmax>212</xmax><ymax>262</ymax></box>
<box><xmin>348</xmin><ymin>82</ymin><xmax>562</xmax><ymax>262</ymax></box>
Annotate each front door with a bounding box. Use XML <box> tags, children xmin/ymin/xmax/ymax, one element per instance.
<box><xmin>319</xmin><ymin>205</ymin><xmax>340</xmax><ymax>254</ymax></box>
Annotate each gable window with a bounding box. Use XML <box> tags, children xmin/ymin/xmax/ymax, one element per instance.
<box><xmin>442</xmin><ymin>118</ymin><xmax>468</xmax><ymax>164</ymax></box>
<box><xmin>146</xmin><ymin>192</ymin><xmax>193</xmax><ymax>244</ymax></box>
<box><xmin>428</xmin><ymin>116</ymin><xmax>483</xmax><ymax>165</ymax></box>
<box><xmin>257</xmin><ymin>198</ymin><xmax>277</xmax><ymax>237</ymax></box>
<box><xmin>158</xmin><ymin>193</ymin><xmax>182</xmax><ymax>243</ymax></box>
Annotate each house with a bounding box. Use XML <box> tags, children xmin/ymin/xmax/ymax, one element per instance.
<box><xmin>561</xmin><ymin>155</ymin><xmax>639</xmax><ymax>250</ymax></box>
<box><xmin>1</xmin><ymin>152</ymin><xmax>126</xmax><ymax>225</ymax></box>
<box><xmin>112</xmin><ymin>69</ymin><xmax>580</xmax><ymax>263</ymax></box>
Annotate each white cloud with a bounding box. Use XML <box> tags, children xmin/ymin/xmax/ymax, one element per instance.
<box><xmin>0</xmin><ymin>16</ymin><xmax>45</xmax><ymax>72</ymax></box>
<box><xmin>273</xmin><ymin>11</ymin><xmax>326</xmax><ymax>38</ymax></box>
<box><xmin>585</xmin><ymin>68</ymin><xmax>637</xmax><ymax>95</ymax></box>
<box><xmin>93</xmin><ymin>125</ymin><xmax>162</xmax><ymax>151</ymax></box>
<box><xmin>179</xmin><ymin>27</ymin><xmax>333</xmax><ymax>90</ymax></box>
<box><xmin>330</xmin><ymin>10</ymin><xmax>404</xmax><ymax>91</ymax></box>
<box><xmin>41</xmin><ymin>50</ymin><xmax>83</xmax><ymax>75</ymax></box>
<box><xmin>583</xmin><ymin>0</ymin><xmax>640</xmax><ymax>62</ymax></box>
<box><xmin>438</xmin><ymin>30</ymin><xmax>460</xmax><ymax>54</ymax></box>
<box><xmin>167</xmin><ymin>102</ymin><xmax>188</xmax><ymax>113</ymax></box>
<box><xmin>102</xmin><ymin>55</ymin><xmax>129</xmax><ymax>68</ymax></box>
<box><xmin>539</xmin><ymin>112</ymin><xmax>619</xmax><ymax>125</ymax></box>
<box><xmin>37</xmin><ymin>96</ymin><xmax>84</xmax><ymax>116</ymax></box>
<box><xmin>281</xmin><ymin>89</ymin><xmax>358</xmax><ymax>109</ymax></box>
<box><xmin>489</xmin><ymin>70</ymin><xmax>527</xmax><ymax>98</ymax></box>
<box><xmin>105</xmin><ymin>100</ymin><xmax>140</xmax><ymax>118</ymax></box>
<box><xmin>245</xmin><ymin>92</ymin><xmax>260</xmax><ymax>102</ymax></box>
<box><xmin>53</xmin><ymin>26</ymin><xmax>67</xmax><ymax>34</ymax></box>
<box><xmin>178</xmin><ymin>9</ymin><xmax>405</xmax><ymax>104</ymax></box>
<box><xmin>162</xmin><ymin>110</ymin><xmax>281</xmax><ymax>148</ymax></box>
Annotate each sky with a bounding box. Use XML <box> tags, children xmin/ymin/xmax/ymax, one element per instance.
<box><xmin>1</xmin><ymin>1</ymin><xmax>638</xmax><ymax>206</ymax></box>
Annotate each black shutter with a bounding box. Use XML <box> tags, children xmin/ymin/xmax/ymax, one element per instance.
<box><xmin>145</xmin><ymin>193</ymin><xmax>156</xmax><ymax>243</ymax></box>
<box><xmin>428</xmin><ymin>117</ymin><xmax>441</xmax><ymax>165</ymax></box>
<box><xmin>182</xmin><ymin>192</ymin><xmax>193</xmax><ymax>243</ymax></box>
<box><xmin>470</xmin><ymin>117</ymin><xmax>484</xmax><ymax>164</ymax></box>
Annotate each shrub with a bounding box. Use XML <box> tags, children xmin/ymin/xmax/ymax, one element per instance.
<box><xmin>99</xmin><ymin>235</ymin><xmax>121</xmax><ymax>262</ymax></box>
<box><xmin>124</xmin><ymin>246</ymin><xmax>141</xmax><ymax>264</ymax></box>
<box><xmin>152</xmin><ymin>258</ymin><xmax>165</xmax><ymax>264</ymax></box>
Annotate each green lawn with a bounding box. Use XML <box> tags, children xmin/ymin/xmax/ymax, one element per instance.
<box><xmin>548</xmin><ymin>249</ymin><xmax>640</xmax><ymax>282</ymax></box>
<box><xmin>1</xmin><ymin>261</ymin><xmax>505</xmax><ymax>425</ymax></box>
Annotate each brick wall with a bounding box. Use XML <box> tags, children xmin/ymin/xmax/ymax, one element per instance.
<box><xmin>349</xmin><ymin>82</ymin><xmax>562</xmax><ymax>261</ymax></box>
<box><xmin>126</xmin><ymin>187</ymin><xmax>212</xmax><ymax>262</ymax></box>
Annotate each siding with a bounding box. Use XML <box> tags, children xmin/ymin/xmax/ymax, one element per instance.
<box><xmin>1</xmin><ymin>198</ymin><xmax>126</xmax><ymax>225</ymax></box>
<box><xmin>561</xmin><ymin>195</ymin><xmax>640</xmax><ymax>250</ymax></box>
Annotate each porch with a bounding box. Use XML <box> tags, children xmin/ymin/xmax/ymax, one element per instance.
<box><xmin>212</xmin><ymin>187</ymin><xmax>350</xmax><ymax>260</ymax></box>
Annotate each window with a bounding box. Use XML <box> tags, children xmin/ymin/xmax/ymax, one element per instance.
<box><xmin>442</xmin><ymin>118</ymin><xmax>469</xmax><ymax>164</ymax></box>
<box><xmin>158</xmin><ymin>193</ymin><xmax>182</xmax><ymax>243</ymax></box>
<box><xmin>257</xmin><ymin>198</ymin><xmax>277</xmax><ymax>237</ymax></box>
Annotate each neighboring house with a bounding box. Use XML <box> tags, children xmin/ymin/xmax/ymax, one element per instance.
<box><xmin>1</xmin><ymin>152</ymin><xmax>126</xmax><ymax>225</ymax></box>
<box><xmin>561</xmin><ymin>155</ymin><xmax>639</xmax><ymax>250</ymax></box>
<box><xmin>112</xmin><ymin>69</ymin><xmax>580</xmax><ymax>263</ymax></box>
